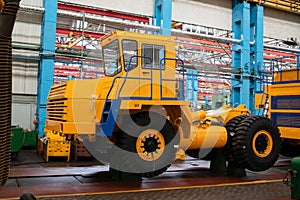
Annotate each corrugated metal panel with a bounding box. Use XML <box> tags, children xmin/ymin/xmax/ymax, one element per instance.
<box><xmin>12</xmin><ymin>94</ymin><xmax>36</xmax><ymax>103</ymax></box>
<box><xmin>13</xmin><ymin>22</ymin><xmax>41</xmax><ymax>44</ymax></box>
<box><xmin>20</xmin><ymin>0</ymin><xmax>43</xmax><ymax>7</ymax></box>
<box><xmin>59</xmin><ymin>0</ymin><xmax>153</xmax><ymax>17</ymax></box>
<box><xmin>12</xmin><ymin>102</ymin><xmax>36</xmax><ymax>130</ymax></box>
<box><xmin>12</xmin><ymin>62</ymin><xmax>38</xmax><ymax>94</ymax></box>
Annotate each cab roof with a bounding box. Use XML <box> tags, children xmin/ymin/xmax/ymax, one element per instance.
<box><xmin>100</xmin><ymin>31</ymin><xmax>175</xmax><ymax>45</ymax></box>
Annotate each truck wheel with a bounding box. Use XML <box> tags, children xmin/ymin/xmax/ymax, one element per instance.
<box><xmin>281</xmin><ymin>139</ymin><xmax>300</xmax><ymax>157</ymax></box>
<box><xmin>232</xmin><ymin>116</ymin><xmax>281</xmax><ymax>171</ymax></box>
<box><xmin>114</xmin><ymin>112</ymin><xmax>178</xmax><ymax>178</ymax></box>
<box><xmin>225</xmin><ymin>115</ymin><xmax>247</xmax><ymax>162</ymax></box>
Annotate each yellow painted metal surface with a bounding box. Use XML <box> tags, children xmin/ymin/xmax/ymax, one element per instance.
<box><xmin>136</xmin><ymin>129</ymin><xmax>165</xmax><ymax>161</ymax></box>
<box><xmin>273</xmin><ymin>69</ymin><xmax>300</xmax><ymax>83</ymax></box>
<box><xmin>186</xmin><ymin>124</ymin><xmax>227</xmax><ymax>149</ymax></box>
<box><xmin>279</xmin><ymin>127</ymin><xmax>300</xmax><ymax>139</ymax></box>
<box><xmin>255</xmin><ymin>93</ymin><xmax>266</xmax><ymax>110</ymax></box>
<box><xmin>0</xmin><ymin>0</ymin><xmax>4</xmax><ymax>11</ymax></box>
<box><xmin>43</xmin><ymin>131</ymin><xmax>71</xmax><ymax>162</ymax></box>
<box><xmin>248</xmin><ymin>0</ymin><xmax>300</xmax><ymax>14</ymax></box>
<box><xmin>266</xmin><ymin>68</ymin><xmax>300</xmax><ymax>140</ymax></box>
<box><xmin>252</xmin><ymin>130</ymin><xmax>273</xmax><ymax>158</ymax></box>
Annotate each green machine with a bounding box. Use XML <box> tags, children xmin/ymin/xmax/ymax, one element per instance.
<box><xmin>23</xmin><ymin>129</ymin><xmax>37</xmax><ymax>147</ymax></box>
<box><xmin>11</xmin><ymin>126</ymin><xmax>24</xmax><ymax>154</ymax></box>
<box><xmin>284</xmin><ymin>157</ymin><xmax>300</xmax><ymax>199</ymax></box>
<box><xmin>11</xmin><ymin>126</ymin><xmax>37</xmax><ymax>158</ymax></box>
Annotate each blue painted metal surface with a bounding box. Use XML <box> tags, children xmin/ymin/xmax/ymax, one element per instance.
<box><xmin>186</xmin><ymin>69</ymin><xmax>198</xmax><ymax>107</ymax></box>
<box><xmin>271</xmin><ymin>96</ymin><xmax>300</xmax><ymax>110</ymax></box>
<box><xmin>99</xmin><ymin>99</ymin><xmax>121</xmax><ymax>136</ymax></box>
<box><xmin>297</xmin><ymin>54</ymin><xmax>300</xmax><ymax>69</ymax></box>
<box><xmin>154</xmin><ymin>0</ymin><xmax>172</xmax><ymax>36</ymax></box>
<box><xmin>231</xmin><ymin>2</ymin><xmax>264</xmax><ymax>113</ymax></box>
<box><xmin>231</xmin><ymin>2</ymin><xmax>251</xmax><ymax>108</ymax></box>
<box><xmin>36</xmin><ymin>0</ymin><xmax>58</xmax><ymax>137</ymax></box>
<box><xmin>271</xmin><ymin>113</ymin><xmax>300</xmax><ymax>128</ymax></box>
<box><xmin>250</xmin><ymin>5</ymin><xmax>264</xmax><ymax>115</ymax></box>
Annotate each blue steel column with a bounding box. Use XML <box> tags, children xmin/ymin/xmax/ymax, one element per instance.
<box><xmin>231</xmin><ymin>2</ymin><xmax>251</xmax><ymax>108</ymax></box>
<box><xmin>186</xmin><ymin>69</ymin><xmax>198</xmax><ymax>109</ymax></box>
<box><xmin>154</xmin><ymin>0</ymin><xmax>172</xmax><ymax>36</ymax></box>
<box><xmin>36</xmin><ymin>0</ymin><xmax>58</xmax><ymax>137</ymax></box>
<box><xmin>297</xmin><ymin>54</ymin><xmax>300</xmax><ymax>69</ymax></box>
<box><xmin>250</xmin><ymin>5</ymin><xmax>264</xmax><ymax>114</ymax></box>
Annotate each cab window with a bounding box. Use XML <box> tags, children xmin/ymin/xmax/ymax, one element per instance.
<box><xmin>142</xmin><ymin>44</ymin><xmax>165</xmax><ymax>69</ymax></box>
<box><xmin>122</xmin><ymin>40</ymin><xmax>138</xmax><ymax>71</ymax></box>
<box><xmin>102</xmin><ymin>40</ymin><xmax>121</xmax><ymax>76</ymax></box>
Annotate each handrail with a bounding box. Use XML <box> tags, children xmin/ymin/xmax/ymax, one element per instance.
<box><xmin>159</xmin><ymin>58</ymin><xmax>185</xmax><ymax>100</ymax></box>
<box><xmin>105</xmin><ymin>55</ymin><xmax>153</xmax><ymax>101</ymax></box>
<box><xmin>105</xmin><ymin>56</ymin><xmax>185</xmax><ymax>102</ymax></box>
<box><xmin>119</xmin><ymin>55</ymin><xmax>153</xmax><ymax>98</ymax></box>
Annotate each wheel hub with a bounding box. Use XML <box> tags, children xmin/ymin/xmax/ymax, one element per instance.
<box><xmin>136</xmin><ymin>129</ymin><xmax>165</xmax><ymax>161</ymax></box>
<box><xmin>143</xmin><ymin>137</ymin><xmax>160</xmax><ymax>153</ymax></box>
<box><xmin>252</xmin><ymin>130</ymin><xmax>273</xmax><ymax>158</ymax></box>
<box><xmin>255</xmin><ymin>135</ymin><xmax>268</xmax><ymax>153</ymax></box>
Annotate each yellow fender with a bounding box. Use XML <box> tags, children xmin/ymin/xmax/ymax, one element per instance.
<box><xmin>0</xmin><ymin>0</ymin><xmax>4</xmax><ymax>11</ymax></box>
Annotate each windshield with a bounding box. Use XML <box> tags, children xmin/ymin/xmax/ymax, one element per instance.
<box><xmin>103</xmin><ymin>40</ymin><xmax>121</xmax><ymax>76</ymax></box>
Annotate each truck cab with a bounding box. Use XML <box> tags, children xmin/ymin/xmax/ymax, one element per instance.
<box><xmin>100</xmin><ymin>31</ymin><xmax>182</xmax><ymax>101</ymax></box>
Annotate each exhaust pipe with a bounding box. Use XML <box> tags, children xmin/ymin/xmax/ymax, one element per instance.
<box><xmin>0</xmin><ymin>0</ymin><xmax>20</xmax><ymax>188</ymax></box>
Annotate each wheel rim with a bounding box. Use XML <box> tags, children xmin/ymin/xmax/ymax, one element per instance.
<box><xmin>252</xmin><ymin>130</ymin><xmax>273</xmax><ymax>158</ymax></box>
<box><xmin>136</xmin><ymin>129</ymin><xmax>165</xmax><ymax>161</ymax></box>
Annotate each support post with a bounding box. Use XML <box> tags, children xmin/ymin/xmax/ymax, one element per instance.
<box><xmin>231</xmin><ymin>2</ymin><xmax>251</xmax><ymax>108</ymax></box>
<box><xmin>36</xmin><ymin>0</ymin><xmax>58</xmax><ymax>137</ymax></box>
<box><xmin>250</xmin><ymin>5</ymin><xmax>264</xmax><ymax>114</ymax></box>
<box><xmin>231</xmin><ymin>2</ymin><xmax>264</xmax><ymax>113</ymax></box>
<box><xmin>186</xmin><ymin>69</ymin><xmax>198</xmax><ymax>110</ymax></box>
<box><xmin>154</xmin><ymin>0</ymin><xmax>172</xmax><ymax>36</ymax></box>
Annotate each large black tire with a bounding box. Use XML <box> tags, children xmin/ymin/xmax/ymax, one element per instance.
<box><xmin>112</xmin><ymin>112</ymin><xmax>179</xmax><ymax>178</ymax></box>
<box><xmin>280</xmin><ymin>139</ymin><xmax>300</xmax><ymax>157</ymax></box>
<box><xmin>231</xmin><ymin>116</ymin><xmax>281</xmax><ymax>171</ymax></box>
<box><xmin>225</xmin><ymin>115</ymin><xmax>248</xmax><ymax>162</ymax></box>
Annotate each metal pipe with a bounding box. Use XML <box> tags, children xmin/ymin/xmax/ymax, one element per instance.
<box><xmin>264</xmin><ymin>44</ymin><xmax>300</xmax><ymax>53</ymax></box>
<box><xmin>172</xmin><ymin>29</ymin><xmax>241</xmax><ymax>44</ymax></box>
<box><xmin>20</xmin><ymin>4</ymin><xmax>44</xmax><ymax>13</ymax></box>
<box><xmin>249</xmin><ymin>0</ymin><xmax>300</xmax><ymax>14</ymax></box>
<box><xmin>57</xmin><ymin>9</ymin><xmax>160</xmax><ymax>31</ymax></box>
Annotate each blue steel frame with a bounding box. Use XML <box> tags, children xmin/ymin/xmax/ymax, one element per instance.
<box><xmin>186</xmin><ymin>69</ymin><xmax>198</xmax><ymax>106</ymax></box>
<box><xmin>36</xmin><ymin>0</ymin><xmax>58</xmax><ymax>137</ymax></box>
<box><xmin>231</xmin><ymin>1</ymin><xmax>264</xmax><ymax>113</ymax></box>
<box><xmin>154</xmin><ymin>0</ymin><xmax>172</xmax><ymax>36</ymax></box>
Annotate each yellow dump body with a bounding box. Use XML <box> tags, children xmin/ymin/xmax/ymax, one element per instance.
<box><xmin>267</xmin><ymin>68</ymin><xmax>300</xmax><ymax>140</ymax></box>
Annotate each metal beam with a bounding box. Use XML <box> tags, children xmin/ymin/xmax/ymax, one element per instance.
<box><xmin>36</xmin><ymin>0</ymin><xmax>58</xmax><ymax>137</ymax></box>
<box><xmin>154</xmin><ymin>0</ymin><xmax>172</xmax><ymax>36</ymax></box>
<box><xmin>231</xmin><ymin>2</ymin><xmax>251</xmax><ymax>108</ymax></box>
<box><xmin>250</xmin><ymin>5</ymin><xmax>264</xmax><ymax>114</ymax></box>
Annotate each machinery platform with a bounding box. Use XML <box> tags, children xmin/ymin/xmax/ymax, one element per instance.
<box><xmin>0</xmin><ymin>150</ymin><xmax>292</xmax><ymax>200</ymax></box>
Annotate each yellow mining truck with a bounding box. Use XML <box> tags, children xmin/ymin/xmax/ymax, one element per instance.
<box><xmin>46</xmin><ymin>31</ymin><xmax>281</xmax><ymax>177</ymax></box>
<box><xmin>256</xmin><ymin>66</ymin><xmax>300</xmax><ymax>157</ymax></box>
